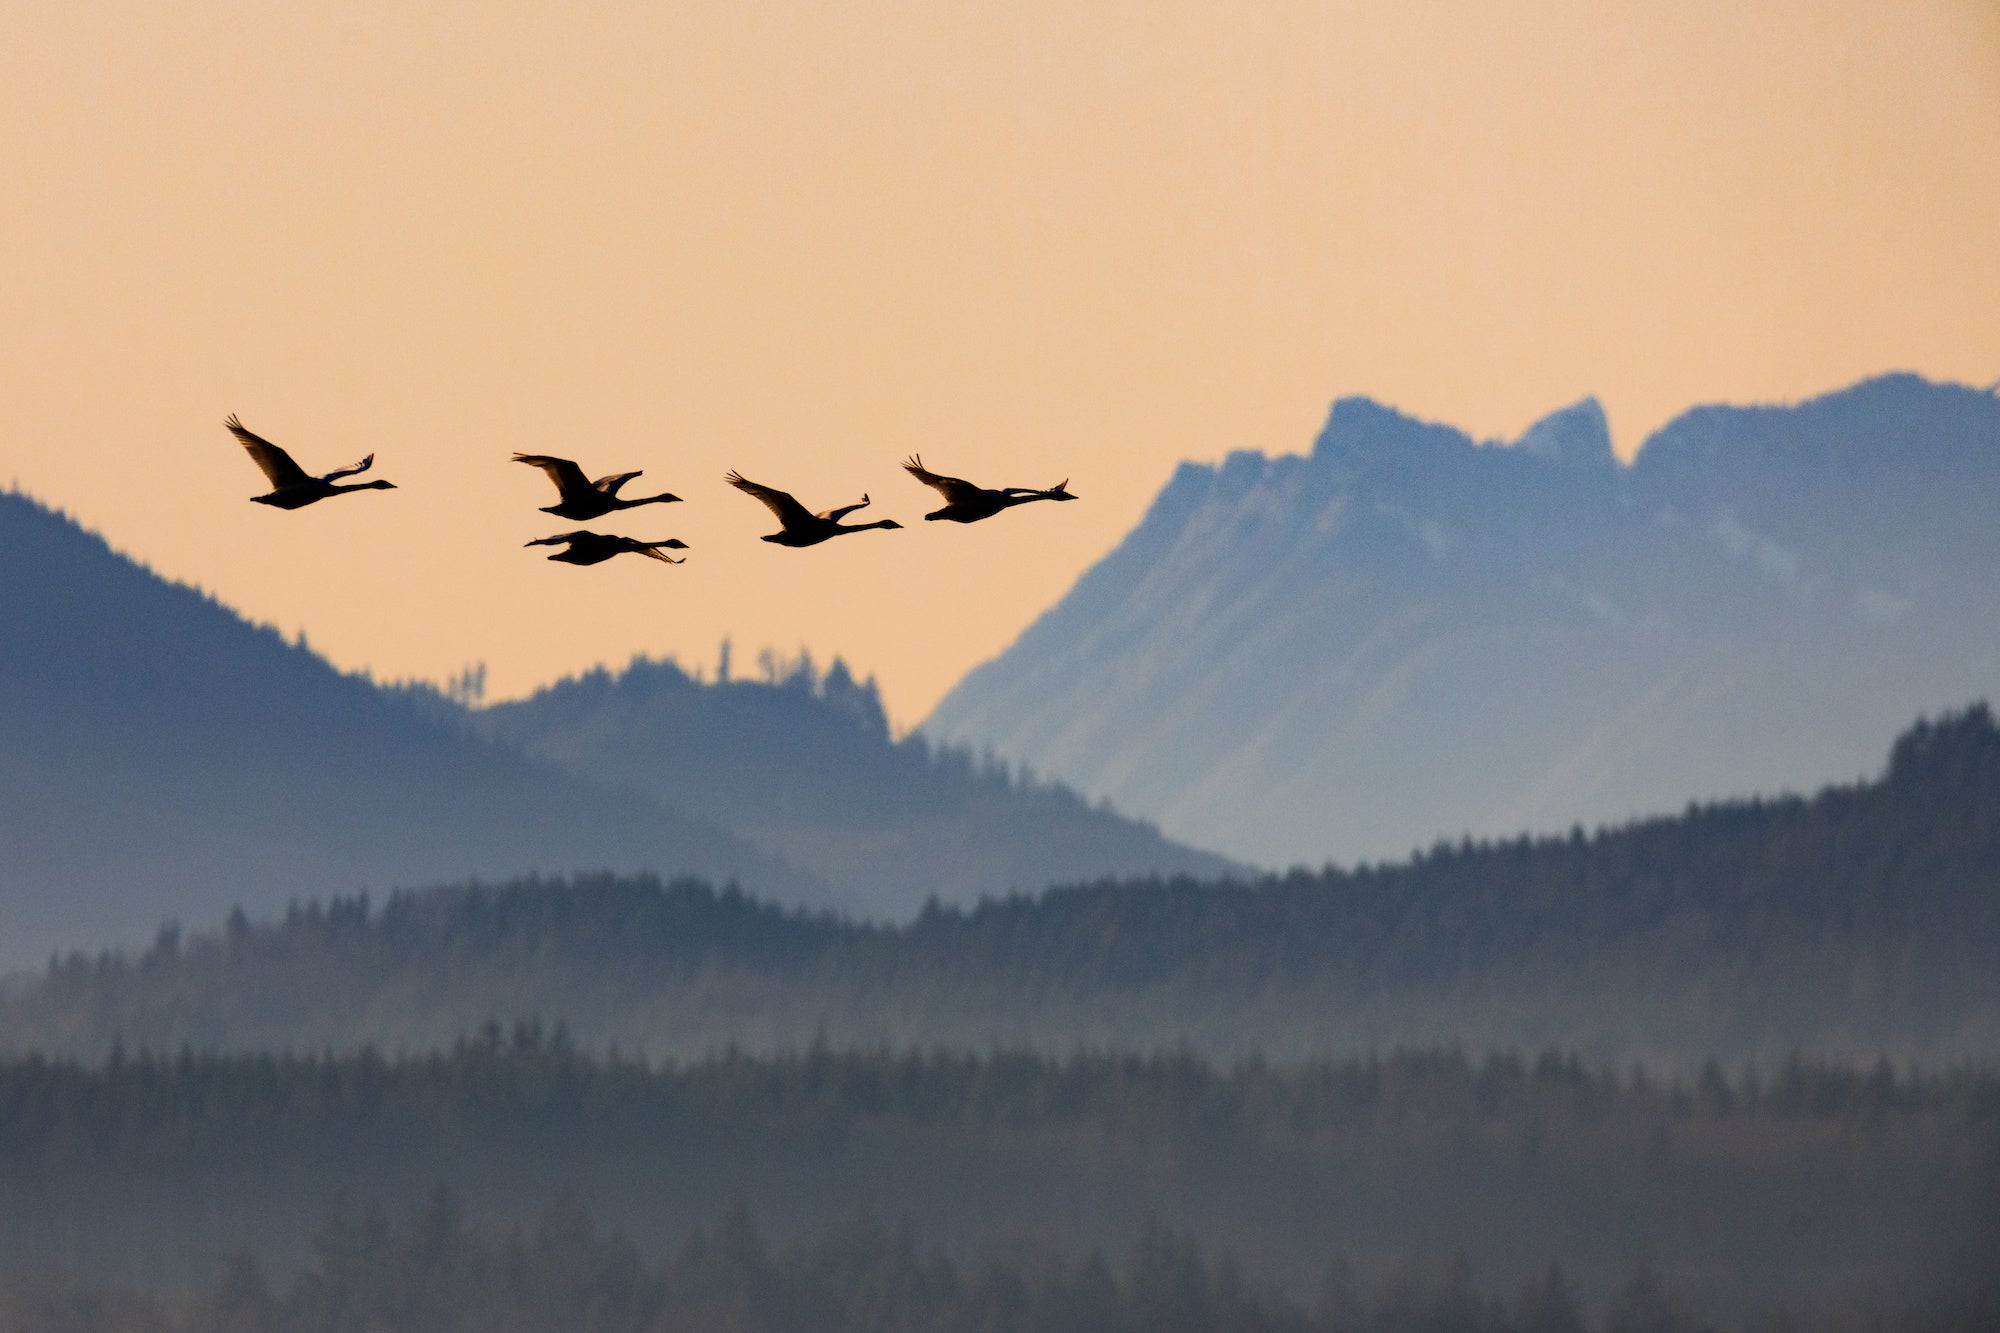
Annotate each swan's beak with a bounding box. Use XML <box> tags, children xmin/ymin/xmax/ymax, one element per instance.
<box><xmin>664</xmin><ymin>539</ymin><xmax>689</xmax><ymax>549</ymax></box>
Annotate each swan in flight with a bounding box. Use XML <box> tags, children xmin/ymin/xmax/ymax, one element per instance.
<box><xmin>226</xmin><ymin>415</ymin><xmax>397</xmax><ymax>509</ymax></box>
<box><xmin>525</xmin><ymin>531</ymin><xmax>689</xmax><ymax>565</ymax></box>
<box><xmin>512</xmin><ymin>453</ymin><xmax>682</xmax><ymax>520</ymax></box>
<box><xmin>902</xmin><ymin>455</ymin><xmax>1075</xmax><ymax>523</ymax></box>
<box><xmin>725</xmin><ymin>471</ymin><xmax>903</xmax><ymax>547</ymax></box>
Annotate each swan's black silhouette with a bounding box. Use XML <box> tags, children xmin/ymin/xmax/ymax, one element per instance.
<box><xmin>226</xmin><ymin>415</ymin><xmax>397</xmax><ymax>509</ymax></box>
<box><xmin>526</xmin><ymin>531</ymin><xmax>689</xmax><ymax>565</ymax></box>
<box><xmin>902</xmin><ymin>455</ymin><xmax>1075</xmax><ymax>523</ymax></box>
<box><xmin>725</xmin><ymin>471</ymin><xmax>903</xmax><ymax>547</ymax></box>
<box><xmin>512</xmin><ymin>453</ymin><xmax>681</xmax><ymax>520</ymax></box>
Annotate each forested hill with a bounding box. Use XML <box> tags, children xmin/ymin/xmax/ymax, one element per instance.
<box><xmin>7</xmin><ymin>705</ymin><xmax>1995</xmax><ymax>1063</ymax></box>
<box><xmin>471</xmin><ymin>653</ymin><xmax>1244</xmax><ymax>917</ymax></box>
<box><xmin>926</xmin><ymin>374</ymin><xmax>2000</xmax><ymax>866</ymax></box>
<box><xmin>0</xmin><ymin>491</ymin><xmax>822</xmax><ymax>969</ymax></box>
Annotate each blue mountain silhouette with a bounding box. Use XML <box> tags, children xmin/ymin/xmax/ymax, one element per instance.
<box><xmin>925</xmin><ymin>374</ymin><xmax>2000</xmax><ymax>864</ymax></box>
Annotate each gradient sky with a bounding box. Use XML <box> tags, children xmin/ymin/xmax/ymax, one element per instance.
<box><xmin>4</xmin><ymin>1</ymin><xmax>1997</xmax><ymax>725</ymax></box>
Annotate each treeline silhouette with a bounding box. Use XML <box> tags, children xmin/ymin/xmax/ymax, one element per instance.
<box><xmin>9</xmin><ymin>1189</ymin><xmax>1988</xmax><ymax>1333</ymax></box>
<box><xmin>1</xmin><ymin>1039</ymin><xmax>1994</xmax><ymax>1308</ymax></box>
<box><xmin>465</xmin><ymin>648</ymin><xmax>1022</xmax><ymax>826</ymax></box>
<box><xmin>7</xmin><ymin>706</ymin><xmax>1997</xmax><ymax>1061</ymax></box>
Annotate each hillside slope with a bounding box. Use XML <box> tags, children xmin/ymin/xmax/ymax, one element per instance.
<box><xmin>925</xmin><ymin>375</ymin><xmax>2000</xmax><ymax>864</ymax></box>
<box><xmin>0</xmin><ymin>492</ymin><xmax>825</xmax><ymax>968</ymax></box>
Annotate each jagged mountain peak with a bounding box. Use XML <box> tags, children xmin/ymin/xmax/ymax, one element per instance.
<box><xmin>1515</xmin><ymin>397</ymin><xmax>1615</xmax><ymax>468</ymax></box>
<box><xmin>925</xmin><ymin>374</ymin><xmax>2000</xmax><ymax>866</ymax></box>
<box><xmin>1311</xmin><ymin>395</ymin><xmax>1478</xmax><ymax>471</ymax></box>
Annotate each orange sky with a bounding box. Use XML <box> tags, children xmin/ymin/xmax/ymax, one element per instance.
<box><xmin>4</xmin><ymin>1</ymin><xmax>1997</xmax><ymax>726</ymax></box>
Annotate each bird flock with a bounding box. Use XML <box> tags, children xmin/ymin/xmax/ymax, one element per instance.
<box><xmin>225</xmin><ymin>416</ymin><xmax>1076</xmax><ymax>565</ymax></box>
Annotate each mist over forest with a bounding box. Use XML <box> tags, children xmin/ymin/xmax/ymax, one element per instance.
<box><xmin>3</xmin><ymin>1040</ymin><xmax>1994</xmax><ymax>1326</ymax></box>
<box><xmin>2</xmin><ymin>705</ymin><xmax>1996</xmax><ymax>1325</ymax></box>
<box><xmin>3</xmin><ymin>376</ymin><xmax>1999</xmax><ymax>1328</ymax></box>
<box><xmin>8</xmin><ymin>705</ymin><xmax>1994</xmax><ymax>1066</ymax></box>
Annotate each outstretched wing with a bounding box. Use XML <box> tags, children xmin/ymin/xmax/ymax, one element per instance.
<box><xmin>525</xmin><ymin>530</ymin><xmax>593</xmax><ymax>547</ymax></box>
<box><xmin>319</xmin><ymin>454</ymin><xmax>375</xmax><ymax>484</ymax></box>
<box><xmin>635</xmin><ymin>545</ymin><xmax>685</xmax><ymax>564</ymax></box>
<box><xmin>725</xmin><ymin>470</ymin><xmax>816</xmax><ymax>528</ymax></box>
<box><xmin>1001</xmin><ymin>479</ymin><xmax>1074</xmax><ymax>499</ymax></box>
<box><xmin>903</xmin><ymin>455</ymin><xmax>986</xmax><ymax>504</ymax></box>
<box><xmin>512</xmin><ymin>453</ymin><xmax>595</xmax><ymax>499</ymax></box>
<box><xmin>225</xmin><ymin>415</ymin><xmax>312</xmax><ymax>489</ymax></box>
<box><xmin>593</xmin><ymin>470</ymin><xmax>644</xmax><ymax>495</ymax></box>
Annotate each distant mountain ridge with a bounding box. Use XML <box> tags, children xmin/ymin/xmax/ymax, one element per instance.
<box><xmin>0</xmin><ymin>490</ymin><xmax>833</xmax><ymax>970</ymax></box>
<box><xmin>925</xmin><ymin>374</ymin><xmax>2000</xmax><ymax>864</ymax></box>
<box><xmin>0</xmin><ymin>493</ymin><xmax>1237</xmax><ymax>968</ymax></box>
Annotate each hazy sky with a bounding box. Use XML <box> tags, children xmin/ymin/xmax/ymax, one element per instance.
<box><xmin>4</xmin><ymin>1</ymin><xmax>1996</xmax><ymax>724</ymax></box>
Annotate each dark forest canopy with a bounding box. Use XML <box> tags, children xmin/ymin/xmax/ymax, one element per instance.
<box><xmin>5</xmin><ymin>705</ymin><xmax>1997</xmax><ymax>1063</ymax></box>
<box><xmin>7</xmin><ymin>1188</ymin><xmax>1994</xmax><ymax>1333</ymax></box>
<box><xmin>1</xmin><ymin>1041</ymin><xmax>1994</xmax><ymax>1316</ymax></box>
<box><xmin>15</xmin><ymin>1036</ymin><xmax>1992</xmax><ymax>1164</ymax></box>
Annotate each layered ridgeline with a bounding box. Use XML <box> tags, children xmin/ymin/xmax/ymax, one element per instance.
<box><xmin>0</xmin><ymin>491</ymin><xmax>822</xmax><ymax>970</ymax></box>
<box><xmin>926</xmin><ymin>375</ymin><xmax>2000</xmax><ymax>865</ymax></box>
<box><xmin>0</xmin><ymin>493</ymin><xmax>1233</xmax><ymax>968</ymax></box>
<box><xmin>8</xmin><ymin>705</ymin><xmax>1994</xmax><ymax>1063</ymax></box>
<box><xmin>472</xmin><ymin>655</ymin><xmax>1241</xmax><ymax>918</ymax></box>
